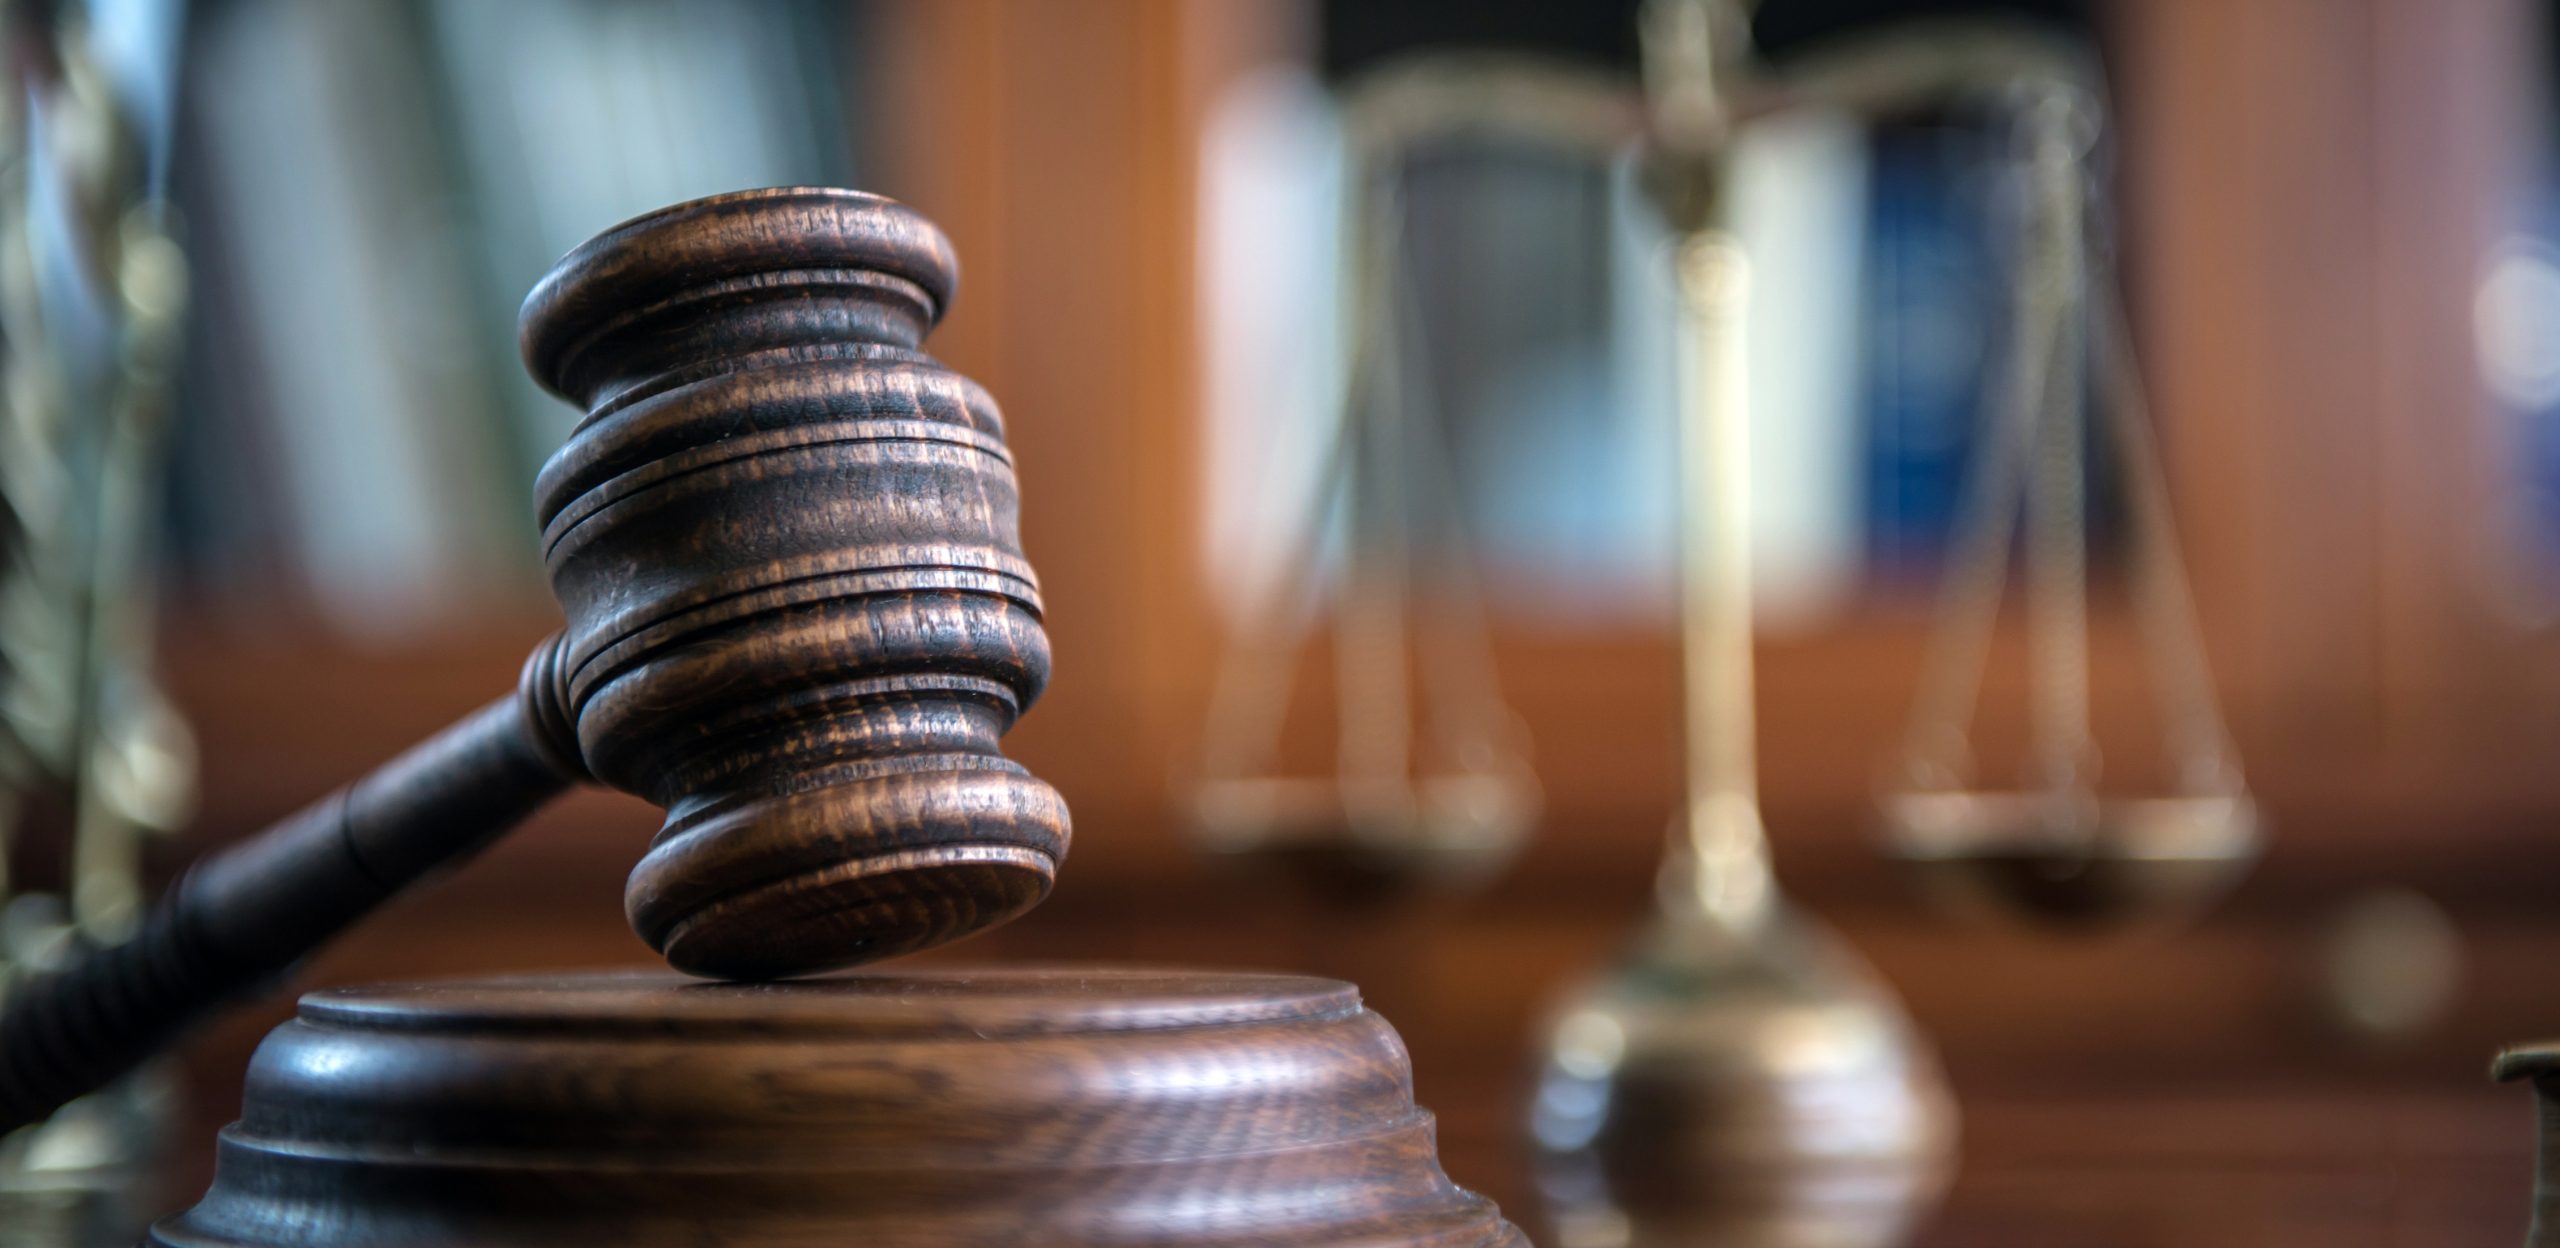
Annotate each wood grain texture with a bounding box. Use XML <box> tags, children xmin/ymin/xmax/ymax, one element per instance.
<box><xmin>148</xmin><ymin>967</ymin><xmax>1527</xmax><ymax>1248</ymax></box>
<box><xmin>520</xmin><ymin>187</ymin><xmax>1068</xmax><ymax>979</ymax></box>
<box><xmin>0</xmin><ymin>188</ymin><xmax>1070</xmax><ymax>1129</ymax></box>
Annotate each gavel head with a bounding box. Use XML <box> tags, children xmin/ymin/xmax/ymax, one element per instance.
<box><xmin>517</xmin><ymin>188</ymin><xmax>1067</xmax><ymax>981</ymax></box>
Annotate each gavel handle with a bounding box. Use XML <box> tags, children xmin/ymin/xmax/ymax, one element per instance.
<box><xmin>0</xmin><ymin>689</ymin><xmax>577</xmax><ymax>1132</ymax></box>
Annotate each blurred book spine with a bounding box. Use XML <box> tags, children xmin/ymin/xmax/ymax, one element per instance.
<box><xmin>1860</xmin><ymin>122</ymin><xmax>1999</xmax><ymax>584</ymax></box>
<box><xmin>176</xmin><ymin>0</ymin><xmax>522</xmax><ymax>641</ymax></box>
<box><xmin>162</xmin><ymin>0</ymin><xmax>861</xmax><ymax>641</ymax></box>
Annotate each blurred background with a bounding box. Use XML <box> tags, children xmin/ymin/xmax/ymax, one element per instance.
<box><xmin>7</xmin><ymin>0</ymin><xmax>2560</xmax><ymax>1244</ymax></box>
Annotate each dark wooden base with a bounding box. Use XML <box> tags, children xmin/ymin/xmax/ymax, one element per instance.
<box><xmin>148</xmin><ymin>966</ymin><xmax>1526</xmax><ymax>1247</ymax></box>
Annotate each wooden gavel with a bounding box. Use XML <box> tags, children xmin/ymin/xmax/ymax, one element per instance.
<box><xmin>0</xmin><ymin>188</ymin><xmax>1070</xmax><ymax>1131</ymax></box>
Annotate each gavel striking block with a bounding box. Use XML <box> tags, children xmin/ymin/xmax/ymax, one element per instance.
<box><xmin>148</xmin><ymin>969</ymin><xmax>1528</xmax><ymax>1247</ymax></box>
<box><xmin>0</xmin><ymin>188</ymin><xmax>1067</xmax><ymax>1130</ymax></box>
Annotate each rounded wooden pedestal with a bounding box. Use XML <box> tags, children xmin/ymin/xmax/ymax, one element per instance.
<box><xmin>150</xmin><ymin>967</ymin><xmax>1525</xmax><ymax>1248</ymax></box>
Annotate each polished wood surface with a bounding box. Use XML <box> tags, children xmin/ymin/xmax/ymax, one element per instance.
<box><xmin>518</xmin><ymin>188</ymin><xmax>1067</xmax><ymax>979</ymax></box>
<box><xmin>129</xmin><ymin>184</ymin><xmax>1533</xmax><ymax>1247</ymax></box>
<box><xmin>150</xmin><ymin>967</ymin><xmax>1526</xmax><ymax>1248</ymax></box>
<box><xmin>137</xmin><ymin>818</ymin><xmax>2546</xmax><ymax>1248</ymax></box>
<box><xmin>122</xmin><ymin>612</ymin><xmax>2553</xmax><ymax>1242</ymax></box>
<box><xmin>0</xmin><ymin>188</ymin><xmax>1069</xmax><ymax>1131</ymax></box>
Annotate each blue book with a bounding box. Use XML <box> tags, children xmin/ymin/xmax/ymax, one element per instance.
<box><xmin>1861</xmin><ymin>123</ymin><xmax>2004</xmax><ymax>582</ymax></box>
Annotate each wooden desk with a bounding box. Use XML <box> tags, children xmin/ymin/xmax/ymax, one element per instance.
<box><xmin>140</xmin><ymin>623</ymin><xmax>2554</xmax><ymax>1245</ymax></box>
<box><xmin>149</xmin><ymin>864</ymin><xmax>2537</xmax><ymax>1247</ymax></box>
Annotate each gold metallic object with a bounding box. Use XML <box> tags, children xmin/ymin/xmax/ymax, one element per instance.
<box><xmin>1531</xmin><ymin>9</ymin><xmax>1955</xmax><ymax>1245</ymax></box>
<box><xmin>1876</xmin><ymin>84</ymin><xmax>2257</xmax><ymax>930</ymax></box>
<box><xmin>0</xmin><ymin>3</ymin><xmax>195</xmax><ymax>1243</ymax></box>
<box><xmin>1187</xmin><ymin>60</ymin><xmax>1582</xmax><ymax>898</ymax></box>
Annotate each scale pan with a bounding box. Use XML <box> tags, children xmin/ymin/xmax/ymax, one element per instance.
<box><xmin>1188</xmin><ymin>774</ymin><xmax>1536</xmax><ymax>901</ymax></box>
<box><xmin>1879</xmin><ymin>790</ymin><xmax>2259</xmax><ymax>931</ymax></box>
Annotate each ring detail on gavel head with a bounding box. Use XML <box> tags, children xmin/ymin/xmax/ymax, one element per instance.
<box><xmin>519</xmin><ymin>188</ymin><xmax>1069</xmax><ymax>981</ymax></box>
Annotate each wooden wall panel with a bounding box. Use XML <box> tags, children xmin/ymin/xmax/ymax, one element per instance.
<box><xmin>867</xmin><ymin>0</ymin><xmax>1220</xmax><ymax>883</ymax></box>
<box><xmin>2368</xmin><ymin>0</ymin><xmax>2560</xmax><ymax>772</ymax></box>
<box><xmin>2120</xmin><ymin>0</ymin><xmax>2389</xmax><ymax>760</ymax></box>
